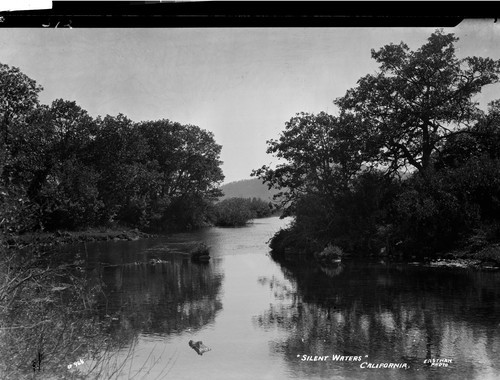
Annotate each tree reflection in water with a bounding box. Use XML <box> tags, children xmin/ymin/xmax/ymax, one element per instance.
<box><xmin>0</xmin><ymin>248</ymin><xmax>223</xmax><ymax>379</ymax></box>
<box><xmin>97</xmin><ymin>257</ymin><xmax>223</xmax><ymax>336</ymax></box>
<box><xmin>255</xmin><ymin>260</ymin><xmax>500</xmax><ymax>380</ymax></box>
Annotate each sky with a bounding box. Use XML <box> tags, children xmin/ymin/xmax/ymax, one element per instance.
<box><xmin>1</xmin><ymin>20</ymin><xmax>500</xmax><ymax>184</ymax></box>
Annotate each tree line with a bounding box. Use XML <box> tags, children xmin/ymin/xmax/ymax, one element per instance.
<box><xmin>253</xmin><ymin>30</ymin><xmax>500</xmax><ymax>260</ymax></box>
<box><xmin>0</xmin><ymin>62</ymin><xmax>226</xmax><ymax>236</ymax></box>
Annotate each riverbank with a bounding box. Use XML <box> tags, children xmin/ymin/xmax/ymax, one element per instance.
<box><xmin>5</xmin><ymin>227</ymin><xmax>156</xmax><ymax>249</ymax></box>
<box><xmin>269</xmin><ymin>227</ymin><xmax>500</xmax><ymax>271</ymax></box>
<box><xmin>423</xmin><ymin>243</ymin><xmax>500</xmax><ymax>270</ymax></box>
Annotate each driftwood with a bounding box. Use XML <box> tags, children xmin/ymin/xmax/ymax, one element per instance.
<box><xmin>189</xmin><ymin>340</ymin><xmax>211</xmax><ymax>355</ymax></box>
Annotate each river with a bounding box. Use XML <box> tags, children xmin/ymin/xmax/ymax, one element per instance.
<box><xmin>69</xmin><ymin>216</ymin><xmax>500</xmax><ymax>380</ymax></box>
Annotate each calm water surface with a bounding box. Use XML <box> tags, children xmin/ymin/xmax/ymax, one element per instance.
<box><xmin>74</xmin><ymin>217</ymin><xmax>500</xmax><ymax>379</ymax></box>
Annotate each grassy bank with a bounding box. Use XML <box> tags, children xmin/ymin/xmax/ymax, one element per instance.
<box><xmin>5</xmin><ymin>227</ymin><xmax>156</xmax><ymax>249</ymax></box>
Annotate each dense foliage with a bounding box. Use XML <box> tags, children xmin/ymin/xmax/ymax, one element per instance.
<box><xmin>211</xmin><ymin>197</ymin><xmax>276</xmax><ymax>227</ymax></box>
<box><xmin>254</xmin><ymin>30</ymin><xmax>500</xmax><ymax>260</ymax></box>
<box><xmin>0</xmin><ymin>63</ymin><xmax>224</xmax><ymax>234</ymax></box>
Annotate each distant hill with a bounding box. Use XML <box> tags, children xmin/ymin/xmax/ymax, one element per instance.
<box><xmin>219</xmin><ymin>178</ymin><xmax>281</xmax><ymax>202</ymax></box>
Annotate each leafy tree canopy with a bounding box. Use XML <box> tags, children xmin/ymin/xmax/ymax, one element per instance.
<box><xmin>0</xmin><ymin>61</ymin><xmax>226</xmax><ymax>232</ymax></box>
<box><xmin>252</xmin><ymin>111</ymin><xmax>373</xmax><ymax>215</ymax></box>
<box><xmin>335</xmin><ymin>29</ymin><xmax>500</xmax><ymax>178</ymax></box>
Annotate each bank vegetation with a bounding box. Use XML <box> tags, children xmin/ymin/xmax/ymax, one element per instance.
<box><xmin>0</xmin><ymin>60</ymin><xmax>228</xmax><ymax>376</ymax></box>
<box><xmin>253</xmin><ymin>30</ymin><xmax>500</xmax><ymax>266</ymax></box>
<box><xmin>211</xmin><ymin>197</ymin><xmax>278</xmax><ymax>227</ymax></box>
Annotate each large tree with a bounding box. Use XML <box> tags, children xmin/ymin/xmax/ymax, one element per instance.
<box><xmin>0</xmin><ymin>64</ymin><xmax>44</xmax><ymax>233</ymax></box>
<box><xmin>137</xmin><ymin>120</ymin><xmax>224</xmax><ymax>201</ymax></box>
<box><xmin>335</xmin><ymin>30</ymin><xmax>500</xmax><ymax>178</ymax></box>
<box><xmin>92</xmin><ymin>114</ymin><xmax>154</xmax><ymax>225</ymax></box>
<box><xmin>136</xmin><ymin>119</ymin><xmax>224</xmax><ymax>229</ymax></box>
<box><xmin>0</xmin><ymin>63</ymin><xmax>43</xmax><ymax>184</ymax></box>
<box><xmin>252</xmin><ymin>111</ymin><xmax>373</xmax><ymax>215</ymax></box>
<box><xmin>16</xmin><ymin>100</ymin><xmax>101</xmax><ymax>228</ymax></box>
<box><xmin>7</xmin><ymin>99</ymin><xmax>96</xmax><ymax>191</ymax></box>
<box><xmin>0</xmin><ymin>63</ymin><xmax>42</xmax><ymax>143</ymax></box>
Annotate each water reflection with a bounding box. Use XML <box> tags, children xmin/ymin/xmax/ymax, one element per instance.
<box><xmin>67</xmin><ymin>237</ymin><xmax>225</xmax><ymax>350</ymax></box>
<box><xmin>255</xmin><ymin>260</ymin><xmax>500</xmax><ymax>380</ymax></box>
<box><xmin>8</xmin><ymin>216</ymin><xmax>500</xmax><ymax>379</ymax></box>
<box><xmin>1</xmin><ymin>234</ymin><xmax>225</xmax><ymax>379</ymax></box>
<box><xmin>97</xmin><ymin>259</ymin><xmax>223</xmax><ymax>336</ymax></box>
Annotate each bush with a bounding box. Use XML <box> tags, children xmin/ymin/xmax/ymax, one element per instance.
<box><xmin>212</xmin><ymin>198</ymin><xmax>255</xmax><ymax>227</ymax></box>
<box><xmin>248</xmin><ymin>197</ymin><xmax>275</xmax><ymax>218</ymax></box>
<box><xmin>191</xmin><ymin>242</ymin><xmax>210</xmax><ymax>260</ymax></box>
<box><xmin>314</xmin><ymin>244</ymin><xmax>344</xmax><ymax>264</ymax></box>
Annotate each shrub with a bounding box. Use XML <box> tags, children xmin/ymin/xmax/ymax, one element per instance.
<box><xmin>212</xmin><ymin>198</ymin><xmax>254</xmax><ymax>227</ymax></box>
<box><xmin>315</xmin><ymin>244</ymin><xmax>344</xmax><ymax>264</ymax></box>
